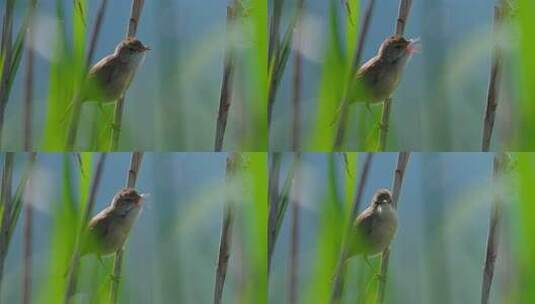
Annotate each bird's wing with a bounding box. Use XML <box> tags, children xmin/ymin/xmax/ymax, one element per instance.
<box><xmin>88</xmin><ymin>55</ymin><xmax>117</xmax><ymax>83</ymax></box>
<box><xmin>349</xmin><ymin>56</ymin><xmax>380</xmax><ymax>103</ymax></box>
<box><xmin>82</xmin><ymin>208</ymin><xmax>112</xmax><ymax>255</ymax></box>
<box><xmin>88</xmin><ymin>208</ymin><xmax>112</xmax><ymax>236</ymax></box>
<box><xmin>348</xmin><ymin>207</ymin><xmax>376</xmax><ymax>256</ymax></box>
<box><xmin>84</xmin><ymin>55</ymin><xmax>119</xmax><ymax>101</ymax></box>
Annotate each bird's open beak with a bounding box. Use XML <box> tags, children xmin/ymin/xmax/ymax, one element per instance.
<box><xmin>406</xmin><ymin>38</ymin><xmax>421</xmax><ymax>54</ymax></box>
<box><xmin>139</xmin><ymin>193</ymin><xmax>150</xmax><ymax>203</ymax></box>
<box><xmin>142</xmin><ymin>45</ymin><xmax>151</xmax><ymax>52</ymax></box>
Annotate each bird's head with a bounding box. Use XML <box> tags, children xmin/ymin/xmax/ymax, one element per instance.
<box><xmin>111</xmin><ymin>188</ymin><xmax>146</xmax><ymax>215</ymax></box>
<box><xmin>372</xmin><ymin>188</ymin><xmax>393</xmax><ymax>207</ymax></box>
<box><xmin>115</xmin><ymin>37</ymin><xmax>150</xmax><ymax>58</ymax></box>
<box><xmin>378</xmin><ymin>36</ymin><xmax>419</xmax><ymax>64</ymax></box>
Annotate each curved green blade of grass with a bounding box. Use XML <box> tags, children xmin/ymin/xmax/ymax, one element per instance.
<box><xmin>517</xmin><ymin>153</ymin><xmax>535</xmax><ymax>302</ymax></box>
<box><xmin>308</xmin><ymin>1</ymin><xmax>358</xmax><ymax>151</ymax></box>
<box><xmin>241</xmin><ymin>152</ymin><xmax>267</xmax><ymax>304</ymax></box>
<box><xmin>304</xmin><ymin>154</ymin><xmax>345</xmax><ymax>303</ymax></box>
<box><xmin>517</xmin><ymin>0</ymin><xmax>535</xmax><ymax>149</ymax></box>
<box><xmin>42</xmin><ymin>0</ymin><xmax>87</xmax><ymax>150</ymax></box>
<box><xmin>237</xmin><ymin>0</ymin><xmax>268</xmax><ymax>151</ymax></box>
<box><xmin>37</xmin><ymin>155</ymin><xmax>79</xmax><ymax>302</ymax></box>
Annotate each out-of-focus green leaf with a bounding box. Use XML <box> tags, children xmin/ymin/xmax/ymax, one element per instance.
<box><xmin>304</xmin><ymin>154</ymin><xmax>344</xmax><ymax>303</ymax></box>
<box><xmin>309</xmin><ymin>1</ymin><xmax>354</xmax><ymax>150</ymax></box>
<box><xmin>516</xmin><ymin>0</ymin><xmax>535</xmax><ymax>149</ymax></box>
<box><xmin>241</xmin><ymin>152</ymin><xmax>267</xmax><ymax>304</ymax></box>
<box><xmin>517</xmin><ymin>153</ymin><xmax>535</xmax><ymax>302</ymax></box>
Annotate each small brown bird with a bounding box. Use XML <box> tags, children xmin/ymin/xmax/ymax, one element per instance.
<box><xmin>347</xmin><ymin>188</ymin><xmax>398</xmax><ymax>259</ymax></box>
<box><xmin>348</xmin><ymin>36</ymin><xmax>419</xmax><ymax>104</ymax></box>
<box><xmin>83</xmin><ymin>37</ymin><xmax>150</xmax><ymax>103</ymax></box>
<box><xmin>82</xmin><ymin>188</ymin><xmax>145</xmax><ymax>257</ymax></box>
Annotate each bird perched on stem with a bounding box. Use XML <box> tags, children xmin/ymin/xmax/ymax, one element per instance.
<box><xmin>62</xmin><ymin>38</ymin><xmax>150</xmax><ymax>124</ymax></box>
<box><xmin>83</xmin><ymin>38</ymin><xmax>150</xmax><ymax>103</ymax></box>
<box><xmin>347</xmin><ymin>188</ymin><xmax>398</xmax><ymax>263</ymax></box>
<box><xmin>82</xmin><ymin>188</ymin><xmax>146</xmax><ymax>257</ymax></box>
<box><xmin>348</xmin><ymin>36</ymin><xmax>419</xmax><ymax>105</ymax></box>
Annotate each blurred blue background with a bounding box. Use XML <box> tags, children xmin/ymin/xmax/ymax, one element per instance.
<box><xmin>270</xmin><ymin>153</ymin><xmax>517</xmax><ymax>303</ymax></box>
<box><xmin>2</xmin><ymin>153</ymin><xmax>252</xmax><ymax>303</ymax></box>
<box><xmin>4</xmin><ymin>1</ymin><xmax>237</xmax><ymax>150</ymax></box>
<box><xmin>270</xmin><ymin>0</ymin><xmax>513</xmax><ymax>151</ymax></box>
<box><xmin>1</xmin><ymin>0</ymin><xmax>512</xmax><ymax>151</ymax></box>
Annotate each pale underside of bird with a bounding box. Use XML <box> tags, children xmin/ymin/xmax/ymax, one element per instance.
<box><xmin>349</xmin><ymin>203</ymin><xmax>398</xmax><ymax>258</ymax></box>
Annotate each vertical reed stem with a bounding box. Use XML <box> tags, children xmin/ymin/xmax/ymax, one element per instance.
<box><xmin>213</xmin><ymin>152</ymin><xmax>239</xmax><ymax>304</ymax></box>
<box><xmin>22</xmin><ymin>152</ymin><xmax>37</xmax><ymax>304</ymax></box>
<box><xmin>288</xmin><ymin>153</ymin><xmax>302</xmax><ymax>304</ymax></box>
<box><xmin>481</xmin><ymin>2</ymin><xmax>506</xmax><ymax>151</ymax></box>
<box><xmin>480</xmin><ymin>153</ymin><xmax>506</xmax><ymax>304</ymax></box>
<box><xmin>23</xmin><ymin>0</ymin><xmax>38</xmax><ymax>151</ymax></box>
<box><xmin>376</xmin><ymin>152</ymin><xmax>410</xmax><ymax>304</ymax></box>
<box><xmin>291</xmin><ymin>0</ymin><xmax>305</xmax><ymax>151</ymax></box>
<box><xmin>214</xmin><ymin>4</ymin><xmax>237</xmax><ymax>151</ymax></box>
<box><xmin>377</xmin><ymin>0</ymin><xmax>412</xmax><ymax>151</ymax></box>
<box><xmin>110</xmin><ymin>0</ymin><xmax>145</xmax><ymax>151</ymax></box>
<box><xmin>109</xmin><ymin>152</ymin><xmax>144</xmax><ymax>304</ymax></box>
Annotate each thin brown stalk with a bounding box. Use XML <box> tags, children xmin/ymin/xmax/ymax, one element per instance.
<box><xmin>110</xmin><ymin>0</ymin><xmax>145</xmax><ymax>151</ymax></box>
<box><xmin>214</xmin><ymin>5</ymin><xmax>237</xmax><ymax>151</ymax></box>
<box><xmin>378</xmin><ymin>98</ymin><xmax>392</xmax><ymax>151</ymax></box>
<box><xmin>0</xmin><ymin>152</ymin><xmax>14</xmax><ymax>294</ymax></box>
<box><xmin>268</xmin><ymin>0</ymin><xmax>300</xmax><ymax>128</ymax></box>
<box><xmin>109</xmin><ymin>152</ymin><xmax>143</xmax><ymax>304</ymax></box>
<box><xmin>66</xmin><ymin>0</ymin><xmax>109</xmax><ymax>150</ymax></box>
<box><xmin>269</xmin><ymin>0</ymin><xmax>284</xmax><ymax>61</ymax></box>
<box><xmin>213</xmin><ymin>152</ymin><xmax>239</xmax><ymax>304</ymax></box>
<box><xmin>23</xmin><ymin>0</ymin><xmax>38</xmax><ymax>151</ymax></box>
<box><xmin>291</xmin><ymin>0</ymin><xmax>305</xmax><ymax>151</ymax></box>
<box><xmin>376</xmin><ymin>152</ymin><xmax>410</xmax><ymax>304</ymax></box>
<box><xmin>268</xmin><ymin>153</ymin><xmax>298</xmax><ymax>275</ymax></box>
<box><xmin>0</xmin><ymin>0</ymin><xmax>15</xmax><ymax>148</ymax></box>
<box><xmin>377</xmin><ymin>0</ymin><xmax>412</xmax><ymax>151</ymax></box>
<box><xmin>288</xmin><ymin>153</ymin><xmax>302</xmax><ymax>304</ymax></box>
<box><xmin>481</xmin><ymin>153</ymin><xmax>506</xmax><ymax>304</ymax></box>
<box><xmin>481</xmin><ymin>3</ymin><xmax>506</xmax><ymax>152</ymax></box>
<box><xmin>330</xmin><ymin>153</ymin><xmax>374</xmax><ymax>303</ymax></box>
<box><xmin>64</xmin><ymin>153</ymin><xmax>107</xmax><ymax>303</ymax></box>
<box><xmin>267</xmin><ymin>0</ymin><xmax>284</xmax><ymax>126</ymax></box>
<box><xmin>333</xmin><ymin>0</ymin><xmax>376</xmax><ymax>150</ymax></box>
<box><xmin>268</xmin><ymin>152</ymin><xmax>282</xmax><ymax>271</ymax></box>
<box><xmin>22</xmin><ymin>152</ymin><xmax>37</xmax><ymax>304</ymax></box>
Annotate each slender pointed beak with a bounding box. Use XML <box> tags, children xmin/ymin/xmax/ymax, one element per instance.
<box><xmin>143</xmin><ymin>45</ymin><xmax>151</xmax><ymax>52</ymax></box>
<box><xmin>406</xmin><ymin>38</ymin><xmax>421</xmax><ymax>54</ymax></box>
<box><xmin>138</xmin><ymin>193</ymin><xmax>150</xmax><ymax>204</ymax></box>
<box><xmin>140</xmin><ymin>193</ymin><xmax>150</xmax><ymax>199</ymax></box>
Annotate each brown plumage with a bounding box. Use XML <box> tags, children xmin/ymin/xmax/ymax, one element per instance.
<box><xmin>348</xmin><ymin>188</ymin><xmax>398</xmax><ymax>258</ymax></box>
<box><xmin>348</xmin><ymin>36</ymin><xmax>419</xmax><ymax>104</ymax></box>
<box><xmin>83</xmin><ymin>38</ymin><xmax>150</xmax><ymax>103</ymax></box>
<box><xmin>82</xmin><ymin>188</ymin><xmax>145</xmax><ymax>257</ymax></box>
